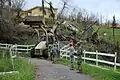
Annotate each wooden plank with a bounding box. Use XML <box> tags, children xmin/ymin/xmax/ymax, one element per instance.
<box><xmin>0</xmin><ymin>71</ymin><xmax>19</xmax><ymax>75</ymax></box>
<box><xmin>97</xmin><ymin>59</ymin><xmax>115</xmax><ymax>65</ymax></box>
<box><xmin>74</xmin><ymin>56</ymin><xmax>77</xmax><ymax>59</ymax></box>
<box><xmin>97</xmin><ymin>53</ymin><xmax>115</xmax><ymax>57</ymax></box>
<box><xmin>62</xmin><ymin>55</ymin><xmax>69</xmax><ymax>57</ymax></box>
<box><xmin>61</xmin><ymin>44</ymin><xmax>69</xmax><ymax>50</ymax></box>
<box><xmin>84</xmin><ymin>51</ymin><xmax>96</xmax><ymax>55</ymax></box>
<box><xmin>11</xmin><ymin>55</ymin><xmax>16</xmax><ymax>58</ymax></box>
<box><xmin>17</xmin><ymin>45</ymin><xmax>35</xmax><ymax>47</ymax></box>
<box><xmin>0</xmin><ymin>44</ymin><xmax>8</xmax><ymax>46</ymax></box>
<box><xmin>0</xmin><ymin>44</ymin><xmax>12</xmax><ymax>46</ymax></box>
<box><xmin>84</xmin><ymin>51</ymin><xmax>115</xmax><ymax>57</ymax></box>
<box><xmin>82</xmin><ymin>57</ymin><xmax>96</xmax><ymax>62</ymax></box>
<box><xmin>116</xmin><ymin>63</ymin><xmax>120</xmax><ymax>67</ymax></box>
<box><xmin>0</xmin><ymin>47</ymin><xmax>8</xmax><ymax>49</ymax></box>
<box><xmin>82</xmin><ymin>57</ymin><xmax>115</xmax><ymax>65</ymax></box>
<box><xmin>17</xmin><ymin>49</ymin><xmax>31</xmax><ymax>51</ymax></box>
<box><xmin>60</xmin><ymin>50</ymin><xmax>70</xmax><ymax>53</ymax></box>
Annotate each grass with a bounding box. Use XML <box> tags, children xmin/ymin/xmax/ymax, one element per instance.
<box><xmin>0</xmin><ymin>56</ymin><xmax>35</xmax><ymax>80</ymax></box>
<box><xmin>56</xmin><ymin>58</ymin><xmax>120</xmax><ymax>80</ymax></box>
<box><xmin>0</xmin><ymin>57</ymin><xmax>13</xmax><ymax>72</ymax></box>
<box><xmin>93</xmin><ymin>26</ymin><xmax>120</xmax><ymax>45</ymax></box>
<box><xmin>82</xmin><ymin>64</ymin><xmax>120</xmax><ymax>80</ymax></box>
<box><xmin>18</xmin><ymin>52</ymin><xmax>31</xmax><ymax>58</ymax></box>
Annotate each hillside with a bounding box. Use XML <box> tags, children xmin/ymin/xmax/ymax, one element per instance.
<box><xmin>93</xmin><ymin>26</ymin><xmax>120</xmax><ymax>46</ymax></box>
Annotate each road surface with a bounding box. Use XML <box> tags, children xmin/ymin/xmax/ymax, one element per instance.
<box><xmin>30</xmin><ymin>59</ymin><xmax>92</xmax><ymax>80</ymax></box>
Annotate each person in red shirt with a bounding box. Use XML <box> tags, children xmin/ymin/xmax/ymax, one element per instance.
<box><xmin>69</xmin><ymin>39</ymin><xmax>74</xmax><ymax>46</ymax></box>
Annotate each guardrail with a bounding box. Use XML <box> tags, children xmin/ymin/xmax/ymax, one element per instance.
<box><xmin>60</xmin><ymin>46</ymin><xmax>120</xmax><ymax>71</ymax></box>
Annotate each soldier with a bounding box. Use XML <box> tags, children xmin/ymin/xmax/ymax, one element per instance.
<box><xmin>51</xmin><ymin>42</ymin><xmax>58</xmax><ymax>64</ymax></box>
<box><xmin>69</xmin><ymin>44</ymin><xmax>75</xmax><ymax>70</ymax></box>
<box><xmin>76</xmin><ymin>42</ymin><xmax>83</xmax><ymax>73</ymax></box>
<box><xmin>48</xmin><ymin>45</ymin><xmax>52</xmax><ymax>61</ymax></box>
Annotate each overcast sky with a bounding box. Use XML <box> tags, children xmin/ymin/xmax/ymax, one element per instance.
<box><xmin>24</xmin><ymin>0</ymin><xmax>120</xmax><ymax>21</ymax></box>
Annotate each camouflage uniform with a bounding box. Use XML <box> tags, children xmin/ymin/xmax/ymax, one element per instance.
<box><xmin>69</xmin><ymin>46</ymin><xmax>75</xmax><ymax>70</ymax></box>
<box><xmin>49</xmin><ymin>45</ymin><xmax>52</xmax><ymax>61</ymax></box>
<box><xmin>51</xmin><ymin>44</ymin><xmax>58</xmax><ymax>63</ymax></box>
<box><xmin>77</xmin><ymin>45</ymin><xmax>83</xmax><ymax>72</ymax></box>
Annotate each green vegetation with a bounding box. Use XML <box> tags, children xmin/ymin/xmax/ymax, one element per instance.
<box><xmin>0</xmin><ymin>56</ymin><xmax>34</xmax><ymax>80</ymax></box>
<box><xmin>56</xmin><ymin>58</ymin><xmax>120</xmax><ymax>80</ymax></box>
<box><xmin>82</xmin><ymin>64</ymin><xmax>120</xmax><ymax>80</ymax></box>
<box><xmin>93</xmin><ymin>26</ymin><xmax>120</xmax><ymax>45</ymax></box>
<box><xmin>0</xmin><ymin>57</ymin><xmax>13</xmax><ymax>72</ymax></box>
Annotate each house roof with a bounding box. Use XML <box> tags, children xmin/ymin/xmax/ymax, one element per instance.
<box><xmin>23</xmin><ymin>6</ymin><xmax>57</xmax><ymax>13</ymax></box>
<box><xmin>22</xmin><ymin>16</ymin><xmax>44</xmax><ymax>22</ymax></box>
<box><xmin>21</xmin><ymin>16</ymin><xmax>44</xmax><ymax>26</ymax></box>
<box><xmin>20</xmin><ymin>6</ymin><xmax>58</xmax><ymax>17</ymax></box>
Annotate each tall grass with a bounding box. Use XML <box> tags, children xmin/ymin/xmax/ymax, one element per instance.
<box><xmin>0</xmin><ymin>57</ymin><xmax>13</xmax><ymax>72</ymax></box>
<box><xmin>0</xmin><ymin>55</ymin><xmax>34</xmax><ymax>80</ymax></box>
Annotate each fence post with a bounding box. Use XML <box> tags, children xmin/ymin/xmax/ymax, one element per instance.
<box><xmin>60</xmin><ymin>50</ymin><xmax>61</xmax><ymax>59</ymax></box>
<box><xmin>6</xmin><ymin>43</ymin><xmax>8</xmax><ymax>49</ymax></box>
<box><xmin>10</xmin><ymin>46</ymin><xmax>15</xmax><ymax>70</ymax></box>
<box><xmin>27</xmin><ymin>45</ymin><xmax>28</xmax><ymax>54</ymax></box>
<box><xmin>74</xmin><ymin>56</ymin><xmax>75</xmax><ymax>62</ymax></box>
<box><xmin>66</xmin><ymin>52</ymin><xmax>67</xmax><ymax>60</ymax></box>
<box><xmin>60</xmin><ymin>50</ymin><xmax>63</xmax><ymax>59</ymax></box>
<box><xmin>58</xmin><ymin>41</ymin><xmax>60</xmax><ymax>51</ymax></box>
<box><xmin>83</xmin><ymin>50</ymin><xmax>86</xmax><ymax>63</ymax></box>
<box><xmin>15</xmin><ymin>44</ymin><xmax>17</xmax><ymax>56</ymax></box>
<box><xmin>96</xmin><ymin>50</ymin><xmax>98</xmax><ymax>66</ymax></box>
<box><xmin>5</xmin><ymin>43</ymin><xmax>8</xmax><ymax>54</ymax></box>
<box><xmin>114</xmin><ymin>52</ymin><xmax>117</xmax><ymax>71</ymax></box>
<box><xmin>2</xmin><ymin>50</ymin><xmax>5</xmax><ymax>58</ymax></box>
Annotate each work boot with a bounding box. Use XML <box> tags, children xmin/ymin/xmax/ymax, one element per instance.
<box><xmin>70</xmin><ymin>69</ymin><xmax>74</xmax><ymax>70</ymax></box>
<box><xmin>77</xmin><ymin>68</ymin><xmax>82</xmax><ymax>73</ymax></box>
<box><xmin>52</xmin><ymin>59</ymin><xmax>54</xmax><ymax>63</ymax></box>
<box><xmin>70</xmin><ymin>67</ymin><xmax>74</xmax><ymax>70</ymax></box>
<box><xmin>52</xmin><ymin>61</ymin><xmax>56</xmax><ymax>64</ymax></box>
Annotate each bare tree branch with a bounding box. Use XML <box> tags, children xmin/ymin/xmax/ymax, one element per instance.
<box><xmin>11</xmin><ymin>0</ymin><xmax>26</xmax><ymax>17</ymax></box>
<box><xmin>11</xmin><ymin>0</ymin><xmax>26</xmax><ymax>10</ymax></box>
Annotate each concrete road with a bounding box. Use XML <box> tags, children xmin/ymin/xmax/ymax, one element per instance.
<box><xmin>30</xmin><ymin>59</ymin><xmax>92</xmax><ymax>80</ymax></box>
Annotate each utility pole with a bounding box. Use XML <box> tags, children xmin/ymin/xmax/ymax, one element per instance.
<box><xmin>42</xmin><ymin>0</ymin><xmax>45</xmax><ymax>20</ymax></box>
<box><xmin>112</xmin><ymin>15</ymin><xmax>116</xmax><ymax>45</ymax></box>
<box><xmin>112</xmin><ymin>15</ymin><xmax>116</xmax><ymax>52</ymax></box>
